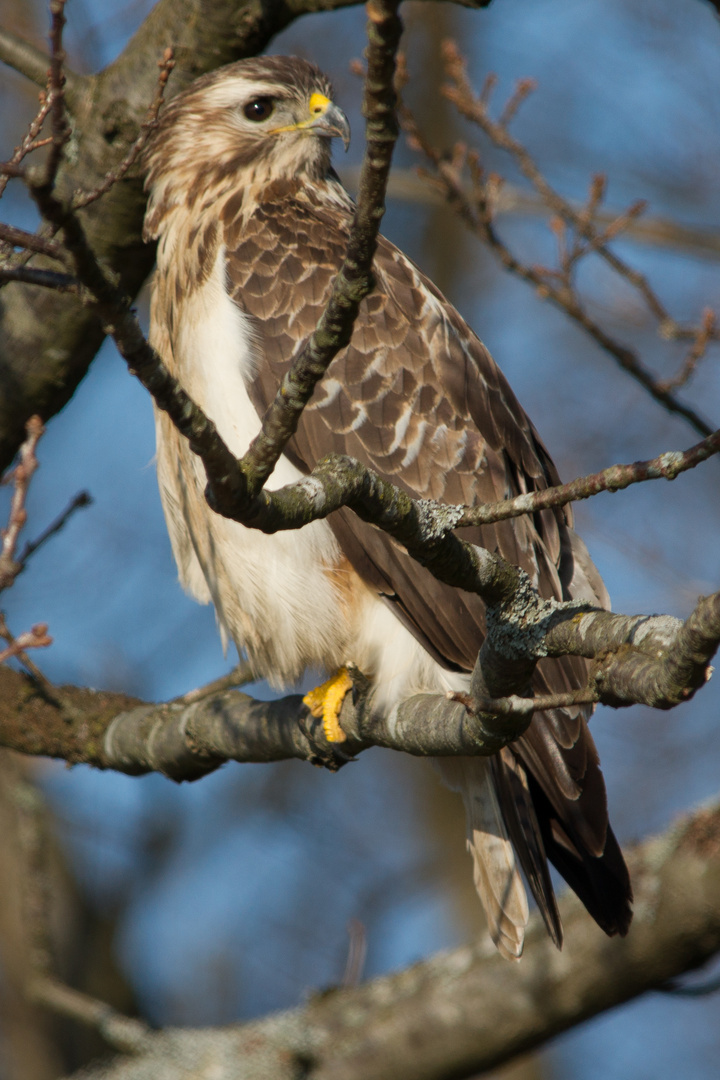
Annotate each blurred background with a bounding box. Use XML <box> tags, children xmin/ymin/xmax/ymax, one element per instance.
<box><xmin>2</xmin><ymin>0</ymin><xmax>720</xmax><ymax>1076</ymax></box>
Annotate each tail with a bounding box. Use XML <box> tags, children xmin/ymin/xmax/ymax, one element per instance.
<box><xmin>437</xmin><ymin>700</ymin><xmax>632</xmax><ymax>960</ymax></box>
<box><xmin>437</xmin><ymin>757</ymin><xmax>529</xmax><ymax>960</ymax></box>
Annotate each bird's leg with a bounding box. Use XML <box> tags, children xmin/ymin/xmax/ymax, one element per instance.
<box><xmin>303</xmin><ymin>666</ymin><xmax>354</xmax><ymax>743</ymax></box>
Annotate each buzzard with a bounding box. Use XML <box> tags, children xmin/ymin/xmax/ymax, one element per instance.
<box><xmin>143</xmin><ymin>55</ymin><xmax>632</xmax><ymax>958</ymax></box>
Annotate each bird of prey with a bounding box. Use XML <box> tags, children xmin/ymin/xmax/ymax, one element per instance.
<box><xmin>143</xmin><ymin>55</ymin><xmax>632</xmax><ymax>958</ymax></box>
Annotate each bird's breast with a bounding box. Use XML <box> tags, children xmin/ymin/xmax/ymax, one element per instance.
<box><xmin>152</xmin><ymin>243</ymin><xmax>352</xmax><ymax>682</ymax></box>
<box><xmin>152</xmin><ymin>238</ymin><xmax>455</xmax><ymax>702</ymax></box>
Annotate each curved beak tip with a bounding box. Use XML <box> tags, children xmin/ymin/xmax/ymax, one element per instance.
<box><xmin>312</xmin><ymin>102</ymin><xmax>351</xmax><ymax>151</ymax></box>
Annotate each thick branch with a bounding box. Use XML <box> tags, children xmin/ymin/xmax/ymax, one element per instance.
<box><xmin>54</xmin><ymin>803</ymin><xmax>720</xmax><ymax>1080</ymax></box>
<box><xmin>547</xmin><ymin>592</ymin><xmax>720</xmax><ymax>709</ymax></box>
<box><xmin>0</xmin><ymin>665</ymin><xmax>504</xmax><ymax>778</ymax></box>
<box><xmin>0</xmin><ymin>27</ymin><xmax>79</xmax><ymax>96</ymax></box>
<box><xmin>1</xmin><ymin>591</ymin><xmax>717</xmax><ymax>778</ymax></box>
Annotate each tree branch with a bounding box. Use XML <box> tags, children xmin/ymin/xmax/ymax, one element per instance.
<box><xmin>0</xmin><ymin>264</ymin><xmax>79</xmax><ymax>290</ymax></box>
<box><xmin>0</xmin><ymin>26</ymin><xmax>78</xmax><ymax>97</ymax></box>
<box><xmin>45</xmin><ymin>802</ymin><xmax>720</xmax><ymax>1080</ymax></box>
<box><xmin>0</xmin><ymin>223</ymin><xmax>66</xmax><ymax>260</ymax></box>
<box><xmin>1</xmin><ymin>587</ymin><xmax>717</xmax><ymax>778</ymax></box>
<box><xmin>456</xmin><ymin>427</ymin><xmax>720</xmax><ymax>527</ymax></box>
<box><xmin>340</xmin><ymin>166</ymin><xmax>720</xmax><ymax>261</ymax></box>
<box><xmin>26</xmin><ymin>976</ymin><xmax>152</xmax><ymax>1056</ymax></box>
<box><xmin>70</xmin><ymin>47</ymin><xmax>175</xmax><ymax>210</ymax></box>
<box><xmin>0</xmin><ymin>415</ymin><xmax>44</xmax><ymax>592</ymax></box>
<box><xmin>398</xmin><ymin>44</ymin><xmax>717</xmax><ymax>438</ymax></box>
<box><xmin>439</xmin><ymin>44</ymin><xmax>706</xmax><ymax>344</ymax></box>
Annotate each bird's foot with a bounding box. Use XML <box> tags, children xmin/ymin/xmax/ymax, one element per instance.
<box><xmin>303</xmin><ymin>666</ymin><xmax>354</xmax><ymax>743</ymax></box>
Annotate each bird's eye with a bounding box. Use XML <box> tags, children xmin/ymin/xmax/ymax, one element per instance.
<box><xmin>243</xmin><ymin>97</ymin><xmax>274</xmax><ymax>122</ymax></box>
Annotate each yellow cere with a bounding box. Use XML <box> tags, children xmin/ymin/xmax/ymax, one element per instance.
<box><xmin>269</xmin><ymin>92</ymin><xmax>332</xmax><ymax>136</ymax></box>
<box><xmin>308</xmin><ymin>93</ymin><xmax>330</xmax><ymax>116</ymax></box>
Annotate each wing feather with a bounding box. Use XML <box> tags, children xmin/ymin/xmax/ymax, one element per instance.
<box><xmin>221</xmin><ymin>177</ymin><xmax>632</xmax><ymax>940</ymax></box>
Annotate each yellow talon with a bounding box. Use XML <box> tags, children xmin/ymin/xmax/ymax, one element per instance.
<box><xmin>303</xmin><ymin>666</ymin><xmax>353</xmax><ymax>743</ymax></box>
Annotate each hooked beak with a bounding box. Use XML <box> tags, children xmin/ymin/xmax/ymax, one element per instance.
<box><xmin>305</xmin><ymin>97</ymin><xmax>351</xmax><ymax>151</ymax></box>
<box><xmin>271</xmin><ymin>93</ymin><xmax>351</xmax><ymax>151</ymax></box>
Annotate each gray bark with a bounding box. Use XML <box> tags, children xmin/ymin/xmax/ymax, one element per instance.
<box><xmin>60</xmin><ymin>802</ymin><xmax>720</xmax><ymax>1080</ymax></box>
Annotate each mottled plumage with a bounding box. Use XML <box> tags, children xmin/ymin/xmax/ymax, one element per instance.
<box><xmin>143</xmin><ymin>56</ymin><xmax>632</xmax><ymax>958</ymax></box>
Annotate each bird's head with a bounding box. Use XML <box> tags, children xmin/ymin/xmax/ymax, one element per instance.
<box><xmin>143</xmin><ymin>56</ymin><xmax>350</xmax><ymax>239</ymax></box>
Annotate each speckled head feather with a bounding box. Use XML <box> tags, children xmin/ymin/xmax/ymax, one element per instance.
<box><xmin>143</xmin><ymin>56</ymin><xmax>337</xmax><ymax>240</ymax></box>
<box><xmin>144</xmin><ymin>56</ymin><xmax>632</xmax><ymax>959</ymax></box>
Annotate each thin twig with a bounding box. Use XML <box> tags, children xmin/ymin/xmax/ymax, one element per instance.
<box><xmin>398</xmin><ymin>82</ymin><xmax>715</xmax><ymax>438</ymax></box>
<box><xmin>456</xmin><ymin>427</ymin><xmax>720</xmax><ymax>527</ymax></box>
<box><xmin>17</xmin><ymin>490</ymin><xmax>92</xmax><ymax>567</ymax></box>
<box><xmin>440</xmin><ymin>42</ymin><xmax>695</xmax><ymax>340</ymax></box>
<box><xmin>451</xmin><ymin>685</ymin><xmax>600</xmax><ymax>718</ymax></box>
<box><xmin>344</xmin><ymin>165</ymin><xmax>720</xmax><ymax>260</ymax></box>
<box><xmin>497</xmin><ymin>76</ymin><xmax>536</xmax><ymax>128</ymax></box>
<box><xmin>0</xmin><ymin>222</ymin><xmax>67</xmax><ymax>261</ymax></box>
<box><xmin>0</xmin><ymin>616</ymin><xmax>53</xmax><ymax>667</ymax></box>
<box><xmin>0</xmin><ymin>265</ymin><xmax>79</xmax><ymax>291</ymax></box>
<box><xmin>27</xmin><ymin>974</ymin><xmax>152</xmax><ymax>1054</ymax></box>
<box><xmin>658</xmin><ymin>308</ymin><xmax>717</xmax><ymax>392</ymax></box>
<box><xmin>44</xmin><ymin>0</ymin><xmax>71</xmax><ymax>187</ymax></box>
<box><xmin>174</xmin><ymin>658</ymin><xmax>255</xmax><ymax>704</ymax></box>
<box><xmin>341</xmin><ymin>920</ymin><xmax>368</xmax><ymax>987</ymax></box>
<box><xmin>0</xmin><ymin>613</ymin><xmax>68</xmax><ymax>710</ymax></box>
<box><xmin>0</xmin><ymin>93</ymin><xmax>52</xmax><ymax>202</ymax></box>
<box><xmin>571</xmin><ymin>174</ymin><xmax>606</xmax><ymax>260</ymax></box>
<box><xmin>0</xmin><ymin>415</ymin><xmax>44</xmax><ymax>591</ymax></box>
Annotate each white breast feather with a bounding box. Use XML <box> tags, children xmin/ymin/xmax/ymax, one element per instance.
<box><xmin>155</xmin><ymin>248</ymin><xmax>356</xmax><ymax>683</ymax></box>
